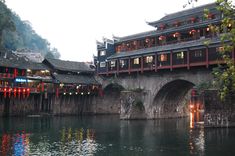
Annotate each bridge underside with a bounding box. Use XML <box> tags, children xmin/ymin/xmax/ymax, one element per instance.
<box><xmin>152</xmin><ymin>80</ymin><xmax>194</xmax><ymax>118</ymax></box>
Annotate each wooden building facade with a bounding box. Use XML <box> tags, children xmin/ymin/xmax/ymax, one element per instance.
<box><xmin>96</xmin><ymin>3</ymin><xmax>233</xmax><ymax>75</ymax></box>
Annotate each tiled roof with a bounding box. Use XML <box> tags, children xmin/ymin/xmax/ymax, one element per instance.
<box><xmin>148</xmin><ymin>3</ymin><xmax>218</xmax><ymax>27</ymax></box>
<box><xmin>53</xmin><ymin>73</ymin><xmax>99</xmax><ymax>84</ymax></box>
<box><xmin>24</xmin><ymin>62</ymin><xmax>49</xmax><ymax>70</ymax></box>
<box><xmin>115</xmin><ymin>19</ymin><xmax>220</xmax><ymax>43</ymax></box>
<box><xmin>0</xmin><ymin>57</ymin><xmax>48</xmax><ymax>70</ymax></box>
<box><xmin>44</xmin><ymin>58</ymin><xmax>94</xmax><ymax>73</ymax></box>
<box><xmin>108</xmin><ymin>37</ymin><xmax>221</xmax><ymax>60</ymax></box>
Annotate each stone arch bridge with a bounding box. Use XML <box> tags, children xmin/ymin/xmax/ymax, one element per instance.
<box><xmin>98</xmin><ymin>68</ymin><xmax>213</xmax><ymax>119</ymax></box>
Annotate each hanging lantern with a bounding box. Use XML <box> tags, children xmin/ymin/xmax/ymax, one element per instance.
<box><xmin>207</xmin><ymin>13</ymin><xmax>213</xmax><ymax>19</ymax></box>
<box><xmin>14</xmin><ymin>68</ymin><xmax>17</xmax><ymax>78</ymax></box>
<box><xmin>145</xmin><ymin>38</ymin><xmax>149</xmax><ymax>43</ymax></box>
<box><xmin>159</xmin><ymin>36</ymin><xmax>166</xmax><ymax>41</ymax></box>
<box><xmin>190</xmin><ymin>17</ymin><xmax>196</xmax><ymax>23</ymax></box>
<box><xmin>173</xmin><ymin>32</ymin><xmax>180</xmax><ymax>38</ymax></box>
<box><xmin>174</xmin><ymin>21</ymin><xmax>180</xmax><ymax>27</ymax></box>
<box><xmin>27</xmin><ymin>88</ymin><xmax>30</xmax><ymax>97</ymax></box>
<box><xmin>4</xmin><ymin>88</ymin><xmax>7</xmax><ymax>98</ymax></box>
<box><xmin>18</xmin><ymin>88</ymin><xmax>21</xmax><ymax>99</ymax></box>
<box><xmin>14</xmin><ymin>88</ymin><xmax>17</xmax><ymax>98</ymax></box>
<box><xmin>189</xmin><ymin>29</ymin><xmax>196</xmax><ymax>35</ymax></box>
<box><xmin>206</xmin><ymin>27</ymin><xmax>210</xmax><ymax>32</ymax></box>
<box><xmin>23</xmin><ymin>88</ymin><xmax>26</xmax><ymax>99</ymax></box>
<box><xmin>8</xmin><ymin>88</ymin><xmax>11</xmax><ymax>98</ymax></box>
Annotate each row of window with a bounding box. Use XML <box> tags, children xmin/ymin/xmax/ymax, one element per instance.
<box><xmin>99</xmin><ymin>50</ymin><xmax>205</xmax><ymax>68</ymax></box>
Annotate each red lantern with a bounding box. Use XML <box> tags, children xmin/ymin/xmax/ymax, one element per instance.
<box><xmin>27</xmin><ymin>88</ymin><xmax>30</xmax><ymax>97</ymax></box>
<box><xmin>159</xmin><ymin>36</ymin><xmax>165</xmax><ymax>41</ymax></box>
<box><xmin>23</xmin><ymin>88</ymin><xmax>26</xmax><ymax>99</ymax></box>
<box><xmin>14</xmin><ymin>88</ymin><xmax>17</xmax><ymax>98</ymax></box>
<box><xmin>4</xmin><ymin>88</ymin><xmax>7</xmax><ymax>98</ymax></box>
<box><xmin>8</xmin><ymin>88</ymin><xmax>11</xmax><ymax>98</ymax></box>
<box><xmin>173</xmin><ymin>32</ymin><xmax>180</xmax><ymax>38</ymax></box>
<box><xmin>18</xmin><ymin>88</ymin><xmax>21</xmax><ymax>99</ymax></box>
<box><xmin>207</xmin><ymin>13</ymin><xmax>213</xmax><ymax>19</ymax></box>
<box><xmin>190</xmin><ymin>17</ymin><xmax>196</xmax><ymax>23</ymax></box>
<box><xmin>14</xmin><ymin>68</ymin><xmax>17</xmax><ymax>78</ymax></box>
<box><xmin>189</xmin><ymin>29</ymin><xmax>196</xmax><ymax>35</ymax></box>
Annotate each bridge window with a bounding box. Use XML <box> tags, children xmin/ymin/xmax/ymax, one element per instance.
<box><xmin>100</xmin><ymin>50</ymin><xmax>106</xmax><ymax>56</ymax></box>
<box><xmin>194</xmin><ymin>50</ymin><xmax>203</xmax><ymax>57</ymax></box>
<box><xmin>159</xmin><ymin>54</ymin><xmax>167</xmax><ymax>62</ymax></box>
<box><xmin>120</xmin><ymin>60</ymin><xmax>127</xmax><ymax>68</ymax></box>
<box><xmin>145</xmin><ymin>56</ymin><xmax>153</xmax><ymax>63</ymax></box>
<box><xmin>216</xmin><ymin>47</ymin><xmax>224</xmax><ymax>53</ymax></box>
<box><xmin>110</xmin><ymin>61</ymin><xmax>116</xmax><ymax>67</ymax></box>
<box><xmin>176</xmin><ymin>52</ymin><xmax>184</xmax><ymax>59</ymax></box>
<box><xmin>100</xmin><ymin>62</ymin><xmax>106</xmax><ymax>68</ymax></box>
<box><xmin>133</xmin><ymin>58</ymin><xmax>140</xmax><ymax>64</ymax></box>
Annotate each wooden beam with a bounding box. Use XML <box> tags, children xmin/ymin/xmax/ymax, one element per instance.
<box><xmin>206</xmin><ymin>47</ymin><xmax>209</xmax><ymax>68</ymax></box>
<box><xmin>128</xmin><ymin>58</ymin><xmax>131</xmax><ymax>74</ymax></box>
<box><xmin>155</xmin><ymin>53</ymin><xmax>158</xmax><ymax>72</ymax></box>
<box><xmin>117</xmin><ymin>59</ymin><xmax>119</xmax><ymax>75</ymax></box>
<box><xmin>170</xmin><ymin>51</ymin><xmax>173</xmax><ymax>71</ymax></box>
<box><xmin>187</xmin><ymin>50</ymin><xmax>190</xmax><ymax>70</ymax></box>
<box><xmin>141</xmin><ymin>56</ymin><xmax>144</xmax><ymax>74</ymax></box>
<box><xmin>106</xmin><ymin>61</ymin><xmax>108</xmax><ymax>76</ymax></box>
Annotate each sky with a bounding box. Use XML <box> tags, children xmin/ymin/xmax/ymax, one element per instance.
<box><xmin>6</xmin><ymin>0</ymin><xmax>215</xmax><ymax>62</ymax></box>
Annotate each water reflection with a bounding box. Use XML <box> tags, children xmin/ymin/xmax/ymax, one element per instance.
<box><xmin>0</xmin><ymin>116</ymin><xmax>235</xmax><ymax>156</ymax></box>
<box><xmin>0</xmin><ymin>127</ymin><xmax>98</xmax><ymax>156</ymax></box>
<box><xmin>1</xmin><ymin>132</ymin><xmax>30</xmax><ymax>156</ymax></box>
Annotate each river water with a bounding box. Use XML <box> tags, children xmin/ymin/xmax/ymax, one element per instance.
<box><xmin>0</xmin><ymin>116</ymin><xmax>235</xmax><ymax>156</ymax></box>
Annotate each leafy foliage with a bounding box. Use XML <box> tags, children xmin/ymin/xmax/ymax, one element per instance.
<box><xmin>0</xmin><ymin>1</ymin><xmax>60</xmax><ymax>59</ymax></box>
<box><xmin>211</xmin><ymin>0</ymin><xmax>235</xmax><ymax>100</ymax></box>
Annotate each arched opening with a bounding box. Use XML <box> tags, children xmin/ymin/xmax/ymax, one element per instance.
<box><xmin>103</xmin><ymin>83</ymin><xmax>124</xmax><ymax>95</ymax></box>
<box><xmin>153</xmin><ymin>79</ymin><xmax>194</xmax><ymax>118</ymax></box>
<box><xmin>96</xmin><ymin>83</ymin><xmax>124</xmax><ymax>114</ymax></box>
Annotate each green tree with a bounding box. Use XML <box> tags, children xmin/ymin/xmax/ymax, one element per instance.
<box><xmin>0</xmin><ymin>2</ymin><xmax>60</xmax><ymax>59</ymax></box>
<box><xmin>0</xmin><ymin>1</ymin><xmax>15</xmax><ymax>49</ymax></box>
<box><xmin>212</xmin><ymin>0</ymin><xmax>235</xmax><ymax>100</ymax></box>
<box><xmin>187</xmin><ymin>0</ymin><xmax>235</xmax><ymax>100</ymax></box>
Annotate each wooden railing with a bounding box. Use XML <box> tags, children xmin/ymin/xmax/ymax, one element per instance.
<box><xmin>99</xmin><ymin>47</ymin><xmax>234</xmax><ymax>75</ymax></box>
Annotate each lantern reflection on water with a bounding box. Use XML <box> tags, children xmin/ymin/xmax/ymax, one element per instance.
<box><xmin>60</xmin><ymin>127</ymin><xmax>97</xmax><ymax>155</ymax></box>
<box><xmin>1</xmin><ymin>132</ymin><xmax>30</xmax><ymax>156</ymax></box>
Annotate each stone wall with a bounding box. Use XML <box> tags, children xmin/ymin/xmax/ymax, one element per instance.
<box><xmin>120</xmin><ymin>90</ymin><xmax>147</xmax><ymax>119</ymax></box>
<box><xmin>0</xmin><ymin>92</ymin><xmax>119</xmax><ymax>117</ymax></box>
<box><xmin>204</xmin><ymin>90</ymin><xmax>235</xmax><ymax>127</ymax></box>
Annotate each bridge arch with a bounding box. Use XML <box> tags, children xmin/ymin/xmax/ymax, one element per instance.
<box><xmin>95</xmin><ymin>83</ymin><xmax>124</xmax><ymax>114</ymax></box>
<box><xmin>103</xmin><ymin>83</ymin><xmax>125</xmax><ymax>94</ymax></box>
<box><xmin>152</xmin><ymin>79</ymin><xmax>195</xmax><ymax>118</ymax></box>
